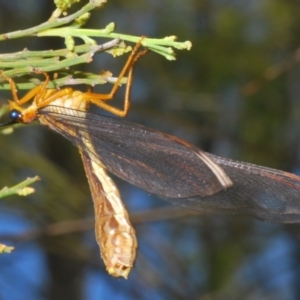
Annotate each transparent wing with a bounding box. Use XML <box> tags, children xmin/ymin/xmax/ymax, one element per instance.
<box><xmin>172</xmin><ymin>154</ymin><xmax>300</xmax><ymax>223</ymax></box>
<box><xmin>39</xmin><ymin>106</ymin><xmax>300</xmax><ymax>223</ymax></box>
<box><xmin>39</xmin><ymin>105</ymin><xmax>230</xmax><ymax>198</ymax></box>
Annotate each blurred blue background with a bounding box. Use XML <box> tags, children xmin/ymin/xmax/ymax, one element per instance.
<box><xmin>1</xmin><ymin>0</ymin><xmax>300</xmax><ymax>299</ymax></box>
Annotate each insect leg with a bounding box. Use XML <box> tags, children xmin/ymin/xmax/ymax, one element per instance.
<box><xmin>0</xmin><ymin>72</ymin><xmax>42</xmax><ymax>106</ymax></box>
<box><xmin>80</xmin><ymin>39</ymin><xmax>148</xmax><ymax>117</ymax></box>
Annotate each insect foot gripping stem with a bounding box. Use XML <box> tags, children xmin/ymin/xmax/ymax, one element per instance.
<box><xmin>80</xmin><ymin>151</ymin><xmax>137</xmax><ymax>279</ymax></box>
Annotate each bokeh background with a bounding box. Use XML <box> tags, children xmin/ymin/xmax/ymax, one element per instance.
<box><xmin>1</xmin><ymin>0</ymin><xmax>300</xmax><ymax>299</ymax></box>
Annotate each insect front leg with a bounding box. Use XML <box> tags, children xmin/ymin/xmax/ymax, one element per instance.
<box><xmin>29</xmin><ymin>71</ymin><xmax>75</xmax><ymax>109</ymax></box>
<box><xmin>0</xmin><ymin>72</ymin><xmax>43</xmax><ymax>107</ymax></box>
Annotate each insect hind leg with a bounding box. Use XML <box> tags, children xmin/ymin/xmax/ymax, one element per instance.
<box><xmin>81</xmin><ymin>38</ymin><xmax>148</xmax><ymax>117</ymax></box>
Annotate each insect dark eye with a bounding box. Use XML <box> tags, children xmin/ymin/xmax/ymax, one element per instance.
<box><xmin>9</xmin><ymin>109</ymin><xmax>22</xmax><ymax>122</ymax></box>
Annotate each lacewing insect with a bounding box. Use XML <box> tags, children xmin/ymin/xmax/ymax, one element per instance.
<box><xmin>2</xmin><ymin>42</ymin><xmax>300</xmax><ymax>279</ymax></box>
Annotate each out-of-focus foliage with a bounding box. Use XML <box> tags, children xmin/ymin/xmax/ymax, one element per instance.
<box><xmin>0</xmin><ymin>243</ymin><xmax>14</xmax><ymax>253</ymax></box>
<box><xmin>1</xmin><ymin>1</ymin><xmax>300</xmax><ymax>300</ymax></box>
<box><xmin>0</xmin><ymin>176</ymin><xmax>39</xmax><ymax>199</ymax></box>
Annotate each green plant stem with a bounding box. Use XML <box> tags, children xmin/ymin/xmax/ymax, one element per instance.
<box><xmin>0</xmin><ymin>44</ymin><xmax>102</xmax><ymax>60</ymax></box>
<box><xmin>0</xmin><ymin>176</ymin><xmax>40</xmax><ymax>199</ymax></box>
<box><xmin>0</xmin><ymin>39</ymin><xmax>126</xmax><ymax>89</ymax></box>
<box><xmin>0</xmin><ymin>0</ymin><xmax>107</xmax><ymax>41</ymax></box>
<box><xmin>0</xmin><ymin>73</ymin><xmax>127</xmax><ymax>90</ymax></box>
<box><xmin>0</xmin><ymin>244</ymin><xmax>14</xmax><ymax>254</ymax></box>
<box><xmin>38</xmin><ymin>27</ymin><xmax>192</xmax><ymax>60</ymax></box>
